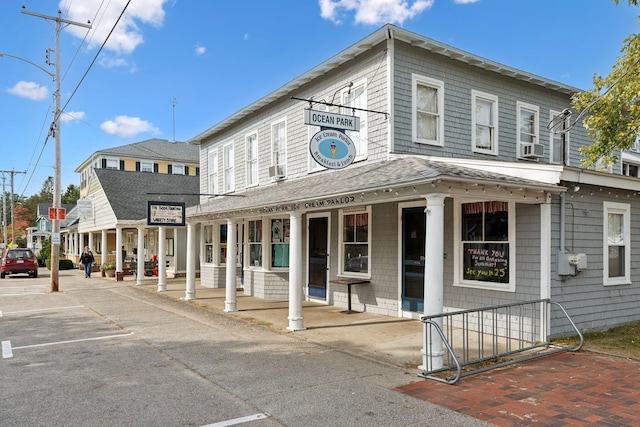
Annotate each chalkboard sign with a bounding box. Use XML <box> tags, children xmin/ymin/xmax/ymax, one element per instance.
<box><xmin>463</xmin><ymin>242</ymin><xmax>509</xmax><ymax>283</ymax></box>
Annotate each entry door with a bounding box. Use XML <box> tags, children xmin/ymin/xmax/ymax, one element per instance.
<box><xmin>308</xmin><ymin>217</ymin><xmax>328</xmax><ymax>299</ymax></box>
<box><xmin>402</xmin><ymin>207</ymin><xmax>425</xmax><ymax>312</ymax></box>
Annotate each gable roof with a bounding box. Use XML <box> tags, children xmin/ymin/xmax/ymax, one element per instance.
<box><xmin>94</xmin><ymin>169</ymin><xmax>200</xmax><ymax>221</ymax></box>
<box><xmin>188</xmin><ymin>24</ymin><xmax>581</xmax><ymax>145</ymax></box>
<box><xmin>74</xmin><ymin>138</ymin><xmax>199</xmax><ymax>173</ymax></box>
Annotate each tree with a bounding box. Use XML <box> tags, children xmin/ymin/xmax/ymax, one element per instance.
<box><xmin>571</xmin><ymin>1</ymin><xmax>640</xmax><ymax>168</ymax></box>
<box><xmin>62</xmin><ymin>184</ymin><xmax>80</xmax><ymax>205</ymax></box>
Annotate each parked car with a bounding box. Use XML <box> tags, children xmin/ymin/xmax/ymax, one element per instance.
<box><xmin>1</xmin><ymin>248</ymin><xmax>38</xmax><ymax>278</ymax></box>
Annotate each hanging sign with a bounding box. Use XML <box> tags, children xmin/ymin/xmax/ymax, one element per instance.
<box><xmin>309</xmin><ymin>129</ymin><xmax>356</xmax><ymax>169</ymax></box>
<box><xmin>304</xmin><ymin>109</ymin><xmax>360</xmax><ymax>131</ymax></box>
<box><xmin>147</xmin><ymin>201</ymin><xmax>186</xmax><ymax>226</ymax></box>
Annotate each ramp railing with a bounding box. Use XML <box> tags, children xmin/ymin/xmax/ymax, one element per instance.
<box><xmin>420</xmin><ymin>299</ymin><xmax>583</xmax><ymax>384</ymax></box>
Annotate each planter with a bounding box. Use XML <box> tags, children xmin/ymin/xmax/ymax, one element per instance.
<box><xmin>116</xmin><ymin>272</ymin><xmax>124</xmax><ymax>281</ymax></box>
<box><xmin>105</xmin><ymin>269</ymin><xmax>116</xmax><ymax>277</ymax></box>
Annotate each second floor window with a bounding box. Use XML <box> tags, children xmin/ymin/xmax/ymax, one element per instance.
<box><xmin>549</xmin><ymin>110</ymin><xmax>569</xmax><ymax>165</ymax></box>
<box><xmin>472</xmin><ymin>90</ymin><xmax>498</xmax><ymax>154</ymax></box>
<box><xmin>517</xmin><ymin>102</ymin><xmax>539</xmax><ymax>148</ymax></box>
<box><xmin>413</xmin><ymin>74</ymin><xmax>444</xmax><ymax>146</ymax></box>
<box><xmin>271</xmin><ymin>119</ymin><xmax>287</xmax><ymax>177</ymax></box>
<box><xmin>246</xmin><ymin>132</ymin><xmax>258</xmax><ymax>186</ymax></box>
<box><xmin>208</xmin><ymin>148</ymin><xmax>218</xmax><ymax>195</ymax></box>
<box><xmin>223</xmin><ymin>142</ymin><xmax>235</xmax><ymax>193</ymax></box>
<box><xmin>342</xmin><ymin>80</ymin><xmax>368</xmax><ymax>160</ymax></box>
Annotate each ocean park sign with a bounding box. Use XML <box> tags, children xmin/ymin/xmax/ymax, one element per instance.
<box><xmin>305</xmin><ymin>109</ymin><xmax>359</xmax><ymax>169</ymax></box>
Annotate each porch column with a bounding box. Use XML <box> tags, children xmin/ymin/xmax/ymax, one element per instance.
<box><xmin>88</xmin><ymin>232</ymin><xmax>93</xmax><ymax>252</ymax></box>
<box><xmin>184</xmin><ymin>221</ymin><xmax>196</xmax><ymax>300</ymax></box>
<box><xmin>287</xmin><ymin>211</ymin><xmax>305</xmax><ymax>331</ymax></box>
<box><xmin>136</xmin><ymin>226</ymin><xmax>145</xmax><ymax>285</ymax></box>
<box><xmin>540</xmin><ymin>199</ymin><xmax>552</xmax><ymax>342</ymax></box>
<box><xmin>101</xmin><ymin>229</ymin><xmax>107</xmax><ymax>264</ymax></box>
<box><xmin>422</xmin><ymin>194</ymin><xmax>445</xmax><ymax>370</ymax></box>
<box><xmin>74</xmin><ymin>232</ymin><xmax>79</xmax><ymax>256</ymax></box>
<box><xmin>224</xmin><ymin>219</ymin><xmax>238</xmax><ymax>312</ymax></box>
<box><xmin>157</xmin><ymin>226</ymin><xmax>167</xmax><ymax>292</ymax></box>
<box><xmin>79</xmin><ymin>233</ymin><xmax>85</xmax><ymax>251</ymax></box>
<box><xmin>115</xmin><ymin>227</ymin><xmax>123</xmax><ymax>271</ymax></box>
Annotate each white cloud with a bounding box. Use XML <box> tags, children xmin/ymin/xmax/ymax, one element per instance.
<box><xmin>195</xmin><ymin>44</ymin><xmax>206</xmax><ymax>56</ymax></box>
<box><xmin>7</xmin><ymin>81</ymin><xmax>50</xmax><ymax>101</ymax></box>
<box><xmin>62</xmin><ymin>0</ymin><xmax>168</xmax><ymax>55</ymax></box>
<box><xmin>100</xmin><ymin>115</ymin><xmax>159</xmax><ymax>137</ymax></box>
<box><xmin>454</xmin><ymin>0</ymin><xmax>479</xmax><ymax>3</ymax></box>
<box><xmin>319</xmin><ymin>0</ymin><xmax>434</xmax><ymax>25</ymax></box>
<box><xmin>60</xmin><ymin>111</ymin><xmax>86</xmax><ymax>123</ymax></box>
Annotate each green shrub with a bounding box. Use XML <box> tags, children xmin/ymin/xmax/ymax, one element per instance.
<box><xmin>59</xmin><ymin>259</ymin><xmax>74</xmax><ymax>270</ymax></box>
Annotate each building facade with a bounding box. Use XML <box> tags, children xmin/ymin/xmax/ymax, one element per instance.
<box><xmin>181</xmin><ymin>25</ymin><xmax>640</xmax><ymax>339</ymax></box>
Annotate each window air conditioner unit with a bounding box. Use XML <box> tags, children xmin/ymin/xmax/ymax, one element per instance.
<box><xmin>268</xmin><ymin>165</ymin><xmax>286</xmax><ymax>178</ymax></box>
<box><xmin>521</xmin><ymin>143</ymin><xmax>545</xmax><ymax>159</ymax></box>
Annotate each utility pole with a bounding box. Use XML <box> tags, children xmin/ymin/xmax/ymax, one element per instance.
<box><xmin>0</xmin><ymin>170</ymin><xmax>26</xmax><ymax>247</ymax></box>
<box><xmin>1</xmin><ymin>174</ymin><xmax>5</xmax><ymax>248</ymax></box>
<box><xmin>22</xmin><ymin>8</ymin><xmax>91</xmax><ymax>292</ymax></box>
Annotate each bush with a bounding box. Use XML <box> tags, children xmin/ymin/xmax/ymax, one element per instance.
<box><xmin>45</xmin><ymin>258</ymin><xmax>75</xmax><ymax>270</ymax></box>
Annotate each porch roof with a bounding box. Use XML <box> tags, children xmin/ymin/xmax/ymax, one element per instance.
<box><xmin>188</xmin><ymin>156</ymin><xmax>564</xmax><ymax>220</ymax></box>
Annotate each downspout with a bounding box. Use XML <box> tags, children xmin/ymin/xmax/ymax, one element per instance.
<box><xmin>386</xmin><ymin>25</ymin><xmax>395</xmax><ymax>157</ymax></box>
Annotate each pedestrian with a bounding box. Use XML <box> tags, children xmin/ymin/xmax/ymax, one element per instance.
<box><xmin>80</xmin><ymin>246</ymin><xmax>95</xmax><ymax>278</ymax></box>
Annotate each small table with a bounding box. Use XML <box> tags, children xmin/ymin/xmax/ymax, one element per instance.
<box><xmin>330</xmin><ymin>279</ymin><xmax>370</xmax><ymax>312</ymax></box>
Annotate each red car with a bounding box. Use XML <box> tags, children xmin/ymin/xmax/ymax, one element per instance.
<box><xmin>1</xmin><ymin>248</ymin><xmax>39</xmax><ymax>278</ymax></box>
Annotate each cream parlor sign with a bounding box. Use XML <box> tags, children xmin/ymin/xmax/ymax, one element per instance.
<box><xmin>305</xmin><ymin>109</ymin><xmax>359</xmax><ymax>170</ymax></box>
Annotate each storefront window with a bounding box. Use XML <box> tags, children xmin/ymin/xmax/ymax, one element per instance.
<box><xmin>461</xmin><ymin>201</ymin><xmax>509</xmax><ymax>284</ymax></box>
<box><xmin>248</xmin><ymin>219</ymin><xmax>262</xmax><ymax>267</ymax></box>
<box><xmin>271</xmin><ymin>218</ymin><xmax>290</xmax><ymax>268</ymax></box>
<box><xmin>341</xmin><ymin>210</ymin><xmax>369</xmax><ymax>275</ymax></box>
<box><xmin>203</xmin><ymin>225</ymin><xmax>214</xmax><ymax>263</ymax></box>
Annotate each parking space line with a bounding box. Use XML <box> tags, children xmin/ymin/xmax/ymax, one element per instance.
<box><xmin>201</xmin><ymin>413</ymin><xmax>269</xmax><ymax>427</ymax></box>
<box><xmin>2</xmin><ymin>340</ymin><xmax>12</xmax><ymax>358</ymax></box>
<box><xmin>5</xmin><ymin>333</ymin><xmax>134</xmax><ymax>358</ymax></box>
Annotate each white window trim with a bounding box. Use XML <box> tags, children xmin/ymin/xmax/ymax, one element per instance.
<box><xmin>603</xmin><ymin>201</ymin><xmax>631</xmax><ymax>286</ymax></box>
<box><xmin>222</xmin><ymin>141</ymin><xmax>235</xmax><ymax>193</ymax></box>
<box><xmin>140</xmin><ymin>159</ymin><xmax>154</xmax><ymax>173</ymax></box>
<box><xmin>517</xmin><ymin>101</ymin><xmax>540</xmax><ymax>158</ymax></box>
<box><xmin>271</xmin><ymin>118</ymin><xmax>287</xmax><ymax>179</ymax></box>
<box><xmin>245</xmin><ymin>130</ymin><xmax>259</xmax><ymax>188</ymax></box>
<box><xmin>471</xmin><ymin>90</ymin><xmax>499</xmax><ymax>155</ymax></box>
<box><xmin>208</xmin><ymin>147</ymin><xmax>218</xmax><ymax>195</ymax></box>
<box><xmin>202</xmin><ymin>223</ymin><xmax>216</xmax><ymax>265</ymax></box>
<box><xmin>453</xmin><ymin>199</ymin><xmax>516</xmax><ymax>292</ymax></box>
<box><xmin>338</xmin><ymin>206</ymin><xmax>372</xmax><ymax>279</ymax></box>
<box><xmin>549</xmin><ymin>109</ymin><xmax>570</xmax><ymax>165</ymax></box>
<box><xmin>245</xmin><ymin>217</ymin><xmax>264</xmax><ymax>270</ymax></box>
<box><xmin>412</xmin><ymin>74</ymin><xmax>444</xmax><ymax>147</ymax></box>
<box><xmin>172</xmin><ymin>163</ymin><xmax>186</xmax><ymax>175</ymax></box>
<box><xmin>105</xmin><ymin>157</ymin><xmax>119</xmax><ymax>170</ymax></box>
<box><xmin>342</xmin><ymin>78</ymin><xmax>368</xmax><ymax>161</ymax></box>
<box><xmin>268</xmin><ymin>216</ymin><xmax>290</xmax><ymax>270</ymax></box>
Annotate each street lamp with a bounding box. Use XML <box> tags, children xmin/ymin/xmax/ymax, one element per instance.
<box><xmin>1</xmin><ymin>8</ymin><xmax>90</xmax><ymax>292</ymax></box>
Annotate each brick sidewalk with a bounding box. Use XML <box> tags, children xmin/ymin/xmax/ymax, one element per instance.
<box><xmin>394</xmin><ymin>351</ymin><xmax>640</xmax><ymax>426</ymax></box>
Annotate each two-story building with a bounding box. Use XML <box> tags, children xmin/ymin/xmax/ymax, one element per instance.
<box><xmin>181</xmin><ymin>25</ymin><xmax>640</xmax><ymax>346</ymax></box>
<box><xmin>70</xmin><ymin>138</ymin><xmax>200</xmax><ymax>280</ymax></box>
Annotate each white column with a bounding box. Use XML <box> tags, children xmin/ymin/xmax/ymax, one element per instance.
<box><xmin>88</xmin><ymin>232</ymin><xmax>93</xmax><ymax>252</ymax></box>
<box><xmin>101</xmin><ymin>229</ymin><xmax>107</xmax><ymax>264</ymax></box>
<box><xmin>74</xmin><ymin>232</ymin><xmax>79</xmax><ymax>256</ymax></box>
<box><xmin>184</xmin><ymin>221</ymin><xmax>196</xmax><ymax>300</ymax></box>
<box><xmin>79</xmin><ymin>233</ymin><xmax>85</xmax><ymax>251</ymax></box>
<box><xmin>287</xmin><ymin>211</ymin><xmax>305</xmax><ymax>331</ymax></box>
<box><xmin>115</xmin><ymin>227</ymin><xmax>123</xmax><ymax>271</ymax></box>
<box><xmin>224</xmin><ymin>219</ymin><xmax>238</xmax><ymax>312</ymax></box>
<box><xmin>157</xmin><ymin>226</ymin><xmax>167</xmax><ymax>292</ymax></box>
<box><xmin>422</xmin><ymin>194</ymin><xmax>445</xmax><ymax>371</ymax></box>
<box><xmin>136</xmin><ymin>226</ymin><xmax>145</xmax><ymax>285</ymax></box>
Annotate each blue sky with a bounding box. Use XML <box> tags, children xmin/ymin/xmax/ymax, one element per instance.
<box><xmin>0</xmin><ymin>0</ymin><xmax>638</xmax><ymax>197</ymax></box>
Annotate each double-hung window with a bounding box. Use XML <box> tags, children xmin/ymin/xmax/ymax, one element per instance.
<box><xmin>203</xmin><ymin>225</ymin><xmax>214</xmax><ymax>264</ymax></box>
<box><xmin>172</xmin><ymin>163</ymin><xmax>185</xmax><ymax>175</ymax></box>
<box><xmin>208</xmin><ymin>148</ymin><xmax>218</xmax><ymax>195</ymax></box>
<box><xmin>456</xmin><ymin>201</ymin><xmax>514</xmax><ymax>291</ymax></box>
<box><xmin>140</xmin><ymin>160</ymin><xmax>153</xmax><ymax>172</ymax></box>
<box><xmin>223</xmin><ymin>142</ymin><xmax>235</xmax><ymax>193</ymax></box>
<box><xmin>413</xmin><ymin>74</ymin><xmax>444</xmax><ymax>146</ymax></box>
<box><xmin>271</xmin><ymin>119</ymin><xmax>287</xmax><ymax>178</ymax></box>
<box><xmin>604</xmin><ymin>202</ymin><xmax>631</xmax><ymax>286</ymax></box>
<box><xmin>271</xmin><ymin>218</ymin><xmax>290</xmax><ymax>268</ymax></box>
<box><xmin>550</xmin><ymin>110</ymin><xmax>569</xmax><ymax>165</ymax></box>
<box><xmin>246</xmin><ymin>132</ymin><xmax>258</xmax><ymax>187</ymax></box>
<box><xmin>472</xmin><ymin>90</ymin><xmax>498</xmax><ymax>154</ymax></box>
<box><xmin>340</xmin><ymin>207</ymin><xmax>370</xmax><ymax>277</ymax></box>
<box><xmin>517</xmin><ymin>102</ymin><xmax>539</xmax><ymax>157</ymax></box>
<box><xmin>342</xmin><ymin>80</ymin><xmax>368</xmax><ymax>160</ymax></box>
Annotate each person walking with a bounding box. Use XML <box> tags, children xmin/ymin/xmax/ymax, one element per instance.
<box><xmin>80</xmin><ymin>246</ymin><xmax>95</xmax><ymax>278</ymax></box>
